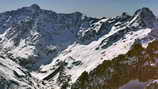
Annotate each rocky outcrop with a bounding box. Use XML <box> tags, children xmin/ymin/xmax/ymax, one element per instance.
<box><xmin>129</xmin><ymin>7</ymin><xmax>157</xmax><ymax>28</ymax></box>
<box><xmin>77</xmin><ymin>13</ymin><xmax>131</xmax><ymax>44</ymax></box>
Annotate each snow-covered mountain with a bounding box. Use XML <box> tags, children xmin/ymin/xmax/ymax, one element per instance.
<box><xmin>72</xmin><ymin>40</ymin><xmax>158</xmax><ymax>89</ymax></box>
<box><xmin>0</xmin><ymin>4</ymin><xmax>158</xmax><ymax>89</ymax></box>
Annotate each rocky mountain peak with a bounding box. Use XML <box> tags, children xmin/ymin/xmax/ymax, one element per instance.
<box><xmin>129</xmin><ymin>7</ymin><xmax>157</xmax><ymax>28</ymax></box>
<box><xmin>30</xmin><ymin>4</ymin><xmax>40</xmax><ymax>10</ymax></box>
<box><xmin>17</xmin><ymin>4</ymin><xmax>41</xmax><ymax>15</ymax></box>
<box><xmin>121</xmin><ymin>12</ymin><xmax>130</xmax><ymax>18</ymax></box>
<box><xmin>136</xmin><ymin>7</ymin><xmax>155</xmax><ymax>17</ymax></box>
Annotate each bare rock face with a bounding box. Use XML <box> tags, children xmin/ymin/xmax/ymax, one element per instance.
<box><xmin>129</xmin><ymin>7</ymin><xmax>157</xmax><ymax>28</ymax></box>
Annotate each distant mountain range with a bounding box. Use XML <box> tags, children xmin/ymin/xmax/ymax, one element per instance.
<box><xmin>0</xmin><ymin>4</ymin><xmax>158</xmax><ymax>89</ymax></box>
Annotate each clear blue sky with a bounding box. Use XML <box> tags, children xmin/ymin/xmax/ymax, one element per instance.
<box><xmin>0</xmin><ymin>0</ymin><xmax>158</xmax><ymax>17</ymax></box>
